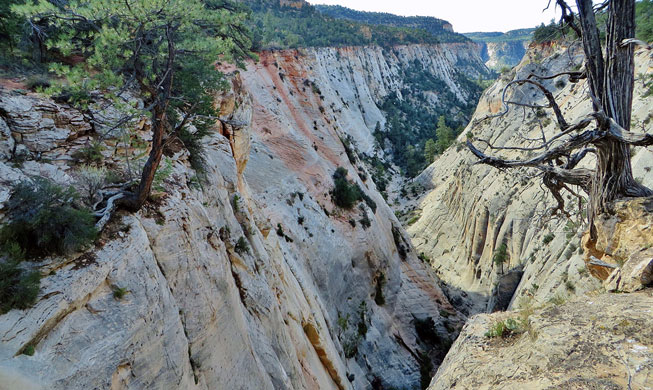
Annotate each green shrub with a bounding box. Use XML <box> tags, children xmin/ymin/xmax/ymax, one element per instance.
<box><xmin>484</xmin><ymin>318</ymin><xmax>522</xmax><ymax>338</ymax></box>
<box><xmin>235</xmin><ymin>236</ymin><xmax>249</xmax><ymax>254</ymax></box>
<box><xmin>72</xmin><ymin>141</ymin><xmax>105</xmax><ymax>164</ymax></box>
<box><xmin>0</xmin><ymin>261</ymin><xmax>40</xmax><ymax>314</ymax></box>
<box><xmin>493</xmin><ymin>242</ymin><xmax>508</xmax><ymax>267</ymax></box>
<box><xmin>331</xmin><ymin>168</ymin><xmax>360</xmax><ymax>209</ymax></box>
<box><xmin>153</xmin><ymin>158</ymin><xmax>173</xmax><ymax>192</ymax></box>
<box><xmin>112</xmin><ymin>285</ymin><xmax>128</xmax><ymax>300</ymax></box>
<box><xmin>0</xmin><ymin>177</ymin><xmax>97</xmax><ymax>258</ymax></box>
<box><xmin>418</xmin><ymin>252</ymin><xmax>430</xmax><ymax>263</ymax></box>
<box><xmin>542</xmin><ymin>233</ymin><xmax>554</xmax><ymax>244</ymax></box>
<box><xmin>22</xmin><ymin>344</ymin><xmax>35</xmax><ymax>356</ymax></box>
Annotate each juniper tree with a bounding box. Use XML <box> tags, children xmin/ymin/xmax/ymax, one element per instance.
<box><xmin>13</xmin><ymin>0</ymin><xmax>253</xmax><ymax>225</ymax></box>
<box><xmin>466</xmin><ymin>0</ymin><xmax>653</xmax><ymax>239</ymax></box>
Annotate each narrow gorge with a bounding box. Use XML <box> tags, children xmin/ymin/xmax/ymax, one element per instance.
<box><xmin>0</xmin><ymin>1</ymin><xmax>652</xmax><ymax>389</ymax></box>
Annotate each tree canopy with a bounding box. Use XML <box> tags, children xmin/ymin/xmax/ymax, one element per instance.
<box><xmin>13</xmin><ymin>0</ymin><xmax>253</xmax><ymax>220</ymax></box>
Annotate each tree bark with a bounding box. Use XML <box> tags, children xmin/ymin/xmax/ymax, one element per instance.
<box><xmin>580</xmin><ymin>0</ymin><xmax>652</xmax><ymax>226</ymax></box>
<box><xmin>120</xmin><ymin>25</ymin><xmax>176</xmax><ymax>212</ymax></box>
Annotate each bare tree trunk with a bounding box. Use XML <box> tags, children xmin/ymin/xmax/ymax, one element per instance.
<box><xmin>119</xmin><ymin>25</ymin><xmax>176</xmax><ymax>212</ymax></box>
<box><xmin>121</xmin><ymin>105</ymin><xmax>167</xmax><ymax>211</ymax></box>
<box><xmin>580</xmin><ymin>0</ymin><xmax>652</xmax><ymax>228</ymax></box>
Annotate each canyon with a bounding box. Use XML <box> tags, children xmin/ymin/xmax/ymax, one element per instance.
<box><xmin>0</xmin><ymin>19</ymin><xmax>652</xmax><ymax>390</ymax></box>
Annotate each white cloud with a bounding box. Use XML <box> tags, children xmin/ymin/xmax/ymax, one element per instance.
<box><xmin>308</xmin><ymin>0</ymin><xmax>564</xmax><ymax>33</ymax></box>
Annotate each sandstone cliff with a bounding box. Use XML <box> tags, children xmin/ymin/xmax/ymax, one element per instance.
<box><xmin>478</xmin><ymin>41</ymin><xmax>529</xmax><ymax>70</ymax></box>
<box><xmin>0</xmin><ymin>41</ymin><xmax>487</xmax><ymax>390</ymax></box>
<box><xmin>428</xmin><ymin>196</ymin><xmax>653</xmax><ymax>389</ymax></box>
<box><xmin>407</xmin><ymin>43</ymin><xmax>653</xmax><ymax>314</ymax></box>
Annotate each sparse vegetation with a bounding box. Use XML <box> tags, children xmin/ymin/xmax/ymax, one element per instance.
<box><xmin>542</xmin><ymin>233</ymin><xmax>555</xmax><ymax>244</ymax></box>
<box><xmin>331</xmin><ymin>167</ymin><xmax>376</xmax><ymax>211</ymax></box>
<box><xmin>484</xmin><ymin>317</ymin><xmax>523</xmax><ymax>339</ymax></box>
<box><xmin>0</xmin><ymin>178</ymin><xmax>97</xmax><ymax>259</ymax></box>
<box><xmin>493</xmin><ymin>242</ymin><xmax>508</xmax><ymax>272</ymax></box>
<box><xmin>0</xmin><ymin>260</ymin><xmax>40</xmax><ymax>314</ymax></box>
<box><xmin>22</xmin><ymin>344</ymin><xmax>35</xmax><ymax>356</ymax></box>
<box><xmin>112</xmin><ymin>285</ymin><xmax>128</xmax><ymax>300</ymax></box>
<box><xmin>235</xmin><ymin>236</ymin><xmax>250</xmax><ymax>254</ymax></box>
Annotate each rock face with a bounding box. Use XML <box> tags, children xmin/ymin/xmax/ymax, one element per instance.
<box><xmin>407</xmin><ymin>44</ymin><xmax>653</xmax><ymax>315</ymax></box>
<box><xmin>0</xmin><ymin>41</ymin><xmax>487</xmax><ymax>390</ymax></box>
<box><xmin>478</xmin><ymin>41</ymin><xmax>529</xmax><ymax>69</ymax></box>
<box><xmin>429</xmin><ymin>290</ymin><xmax>653</xmax><ymax>390</ymax></box>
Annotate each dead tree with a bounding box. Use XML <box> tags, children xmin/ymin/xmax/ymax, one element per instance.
<box><xmin>466</xmin><ymin>0</ymin><xmax>653</xmax><ymax>237</ymax></box>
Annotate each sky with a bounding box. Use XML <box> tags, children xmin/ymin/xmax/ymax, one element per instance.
<box><xmin>307</xmin><ymin>0</ymin><xmax>564</xmax><ymax>33</ymax></box>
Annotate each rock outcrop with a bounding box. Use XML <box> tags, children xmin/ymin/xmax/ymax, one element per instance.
<box><xmin>478</xmin><ymin>41</ymin><xmax>529</xmax><ymax>69</ymax></box>
<box><xmin>429</xmin><ymin>289</ymin><xmax>653</xmax><ymax>390</ymax></box>
<box><xmin>407</xmin><ymin>43</ymin><xmax>653</xmax><ymax>314</ymax></box>
<box><xmin>0</xmin><ymin>40</ymin><xmax>488</xmax><ymax>390</ymax></box>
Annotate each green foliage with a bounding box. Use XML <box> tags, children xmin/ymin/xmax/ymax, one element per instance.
<box><xmin>72</xmin><ymin>141</ymin><xmax>105</xmax><ymax>164</ymax></box>
<box><xmin>13</xmin><ymin>0</ymin><xmax>251</xmax><ymax>205</ymax></box>
<box><xmin>377</xmin><ymin>62</ymin><xmax>482</xmax><ymax>177</ymax></box>
<box><xmin>484</xmin><ymin>317</ymin><xmax>523</xmax><ymax>338</ymax></box>
<box><xmin>178</xmin><ymin>126</ymin><xmax>210</xmax><ymax>179</ymax></box>
<box><xmin>245</xmin><ymin>1</ymin><xmax>468</xmax><ymax>50</ymax></box>
<box><xmin>0</xmin><ymin>260</ymin><xmax>40</xmax><ymax>314</ymax></box>
<box><xmin>493</xmin><ymin>242</ymin><xmax>508</xmax><ymax>266</ymax></box>
<box><xmin>235</xmin><ymin>236</ymin><xmax>250</xmax><ymax>254</ymax></box>
<box><xmin>532</xmin><ymin>22</ymin><xmax>567</xmax><ymax>43</ymax></box>
<box><xmin>330</xmin><ymin>167</ymin><xmax>375</xmax><ymax>211</ymax></box>
<box><xmin>636</xmin><ymin>0</ymin><xmax>653</xmax><ymax>42</ymax></box>
<box><xmin>0</xmin><ymin>0</ymin><xmax>26</xmax><ymax>52</ymax></box>
<box><xmin>464</xmin><ymin>28</ymin><xmax>534</xmax><ymax>43</ymax></box>
<box><xmin>542</xmin><ymin>233</ymin><xmax>555</xmax><ymax>244</ymax></box>
<box><xmin>392</xmin><ymin>226</ymin><xmax>407</xmax><ymax>260</ymax></box>
<box><xmin>112</xmin><ymin>285</ymin><xmax>128</xmax><ymax>300</ymax></box>
<box><xmin>22</xmin><ymin>344</ymin><xmax>35</xmax><ymax>356</ymax></box>
<box><xmin>314</xmin><ymin>4</ymin><xmax>468</xmax><ymax>43</ymax></box>
<box><xmin>418</xmin><ymin>252</ymin><xmax>430</xmax><ymax>263</ymax></box>
<box><xmin>153</xmin><ymin>158</ymin><xmax>173</xmax><ymax>192</ymax></box>
<box><xmin>434</xmin><ymin>115</ymin><xmax>456</xmax><ymax>154</ymax></box>
<box><xmin>0</xmin><ymin>177</ymin><xmax>97</xmax><ymax>258</ymax></box>
<box><xmin>337</xmin><ymin>301</ymin><xmax>369</xmax><ymax>359</ymax></box>
<box><xmin>232</xmin><ymin>194</ymin><xmax>241</xmax><ymax>213</ymax></box>
<box><xmin>423</xmin><ymin>138</ymin><xmax>437</xmax><ymax>164</ymax></box>
<box><xmin>548</xmin><ymin>293</ymin><xmax>566</xmax><ymax>306</ymax></box>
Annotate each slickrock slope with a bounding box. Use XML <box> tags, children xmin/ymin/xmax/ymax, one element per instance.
<box><xmin>408</xmin><ymin>44</ymin><xmax>653</xmax><ymax>315</ymax></box>
<box><xmin>429</xmin><ymin>289</ymin><xmax>653</xmax><ymax>390</ymax></box>
<box><xmin>0</xmin><ymin>42</ymin><xmax>487</xmax><ymax>390</ymax></box>
<box><xmin>429</xmin><ymin>196</ymin><xmax>653</xmax><ymax>389</ymax></box>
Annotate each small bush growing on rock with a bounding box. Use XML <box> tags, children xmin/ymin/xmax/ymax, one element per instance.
<box><xmin>484</xmin><ymin>318</ymin><xmax>522</xmax><ymax>338</ymax></box>
<box><xmin>22</xmin><ymin>344</ymin><xmax>35</xmax><ymax>356</ymax></box>
<box><xmin>72</xmin><ymin>141</ymin><xmax>105</xmax><ymax>164</ymax></box>
<box><xmin>235</xmin><ymin>236</ymin><xmax>249</xmax><ymax>254</ymax></box>
<box><xmin>0</xmin><ymin>260</ymin><xmax>40</xmax><ymax>314</ymax></box>
<box><xmin>0</xmin><ymin>177</ymin><xmax>97</xmax><ymax>258</ymax></box>
<box><xmin>542</xmin><ymin>233</ymin><xmax>555</xmax><ymax>244</ymax></box>
<box><xmin>112</xmin><ymin>285</ymin><xmax>128</xmax><ymax>300</ymax></box>
<box><xmin>73</xmin><ymin>165</ymin><xmax>107</xmax><ymax>206</ymax></box>
<box><xmin>331</xmin><ymin>167</ymin><xmax>360</xmax><ymax>209</ymax></box>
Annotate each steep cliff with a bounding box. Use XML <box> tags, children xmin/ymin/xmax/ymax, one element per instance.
<box><xmin>407</xmin><ymin>43</ymin><xmax>653</xmax><ymax>315</ymax></box>
<box><xmin>464</xmin><ymin>29</ymin><xmax>533</xmax><ymax>70</ymax></box>
<box><xmin>428</xmin><ymin>196</ymin><xmax>653</xmax><ymax>389</ymax></box>
<box><xmin>477</xmin><ymin>41</ymin><xmax>529</xmax><ymax>69</ymax></box>
<box><xmin>0</xmin><ymin>41</ymin><xmax>487</xmax><ymax>390</ymax></box>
